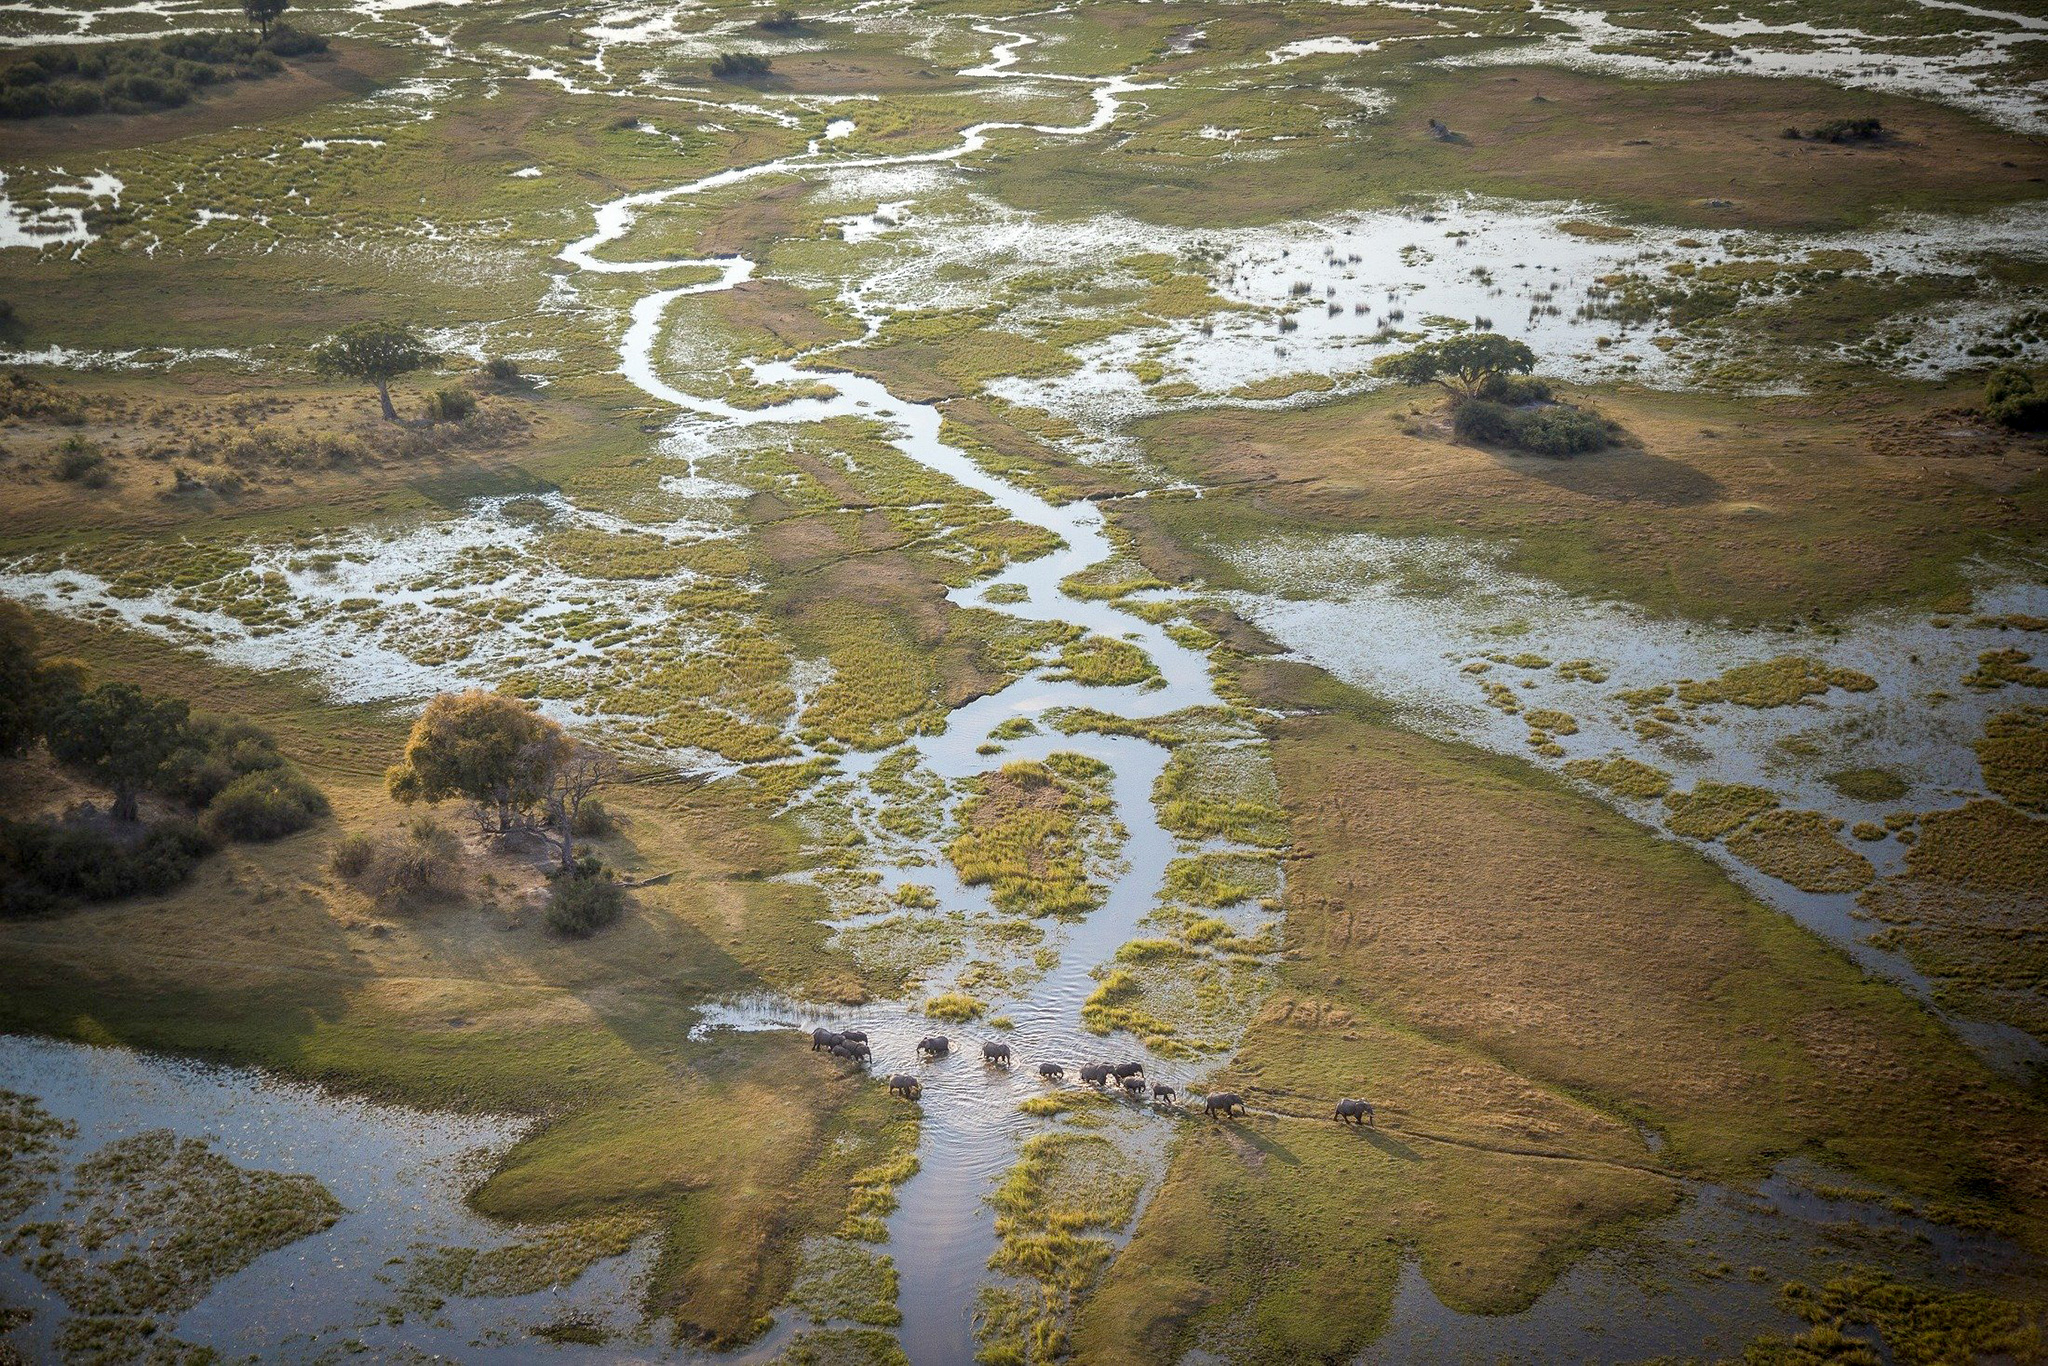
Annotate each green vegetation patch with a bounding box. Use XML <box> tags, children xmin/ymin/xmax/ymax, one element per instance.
<box><xmin>1825</xmin><ymin>767</ymin><xmax>1911</xmax><ymax>804</ymax></box>
<box><xmin>1963</xmin><ymin>649</ymin><xmax>2048</xmax><ymax>690</ymax></box>
<box><xmin>785</xmin><ymin>1237</ymin><xmax>901</xmax><ymax>1328</ymax></box>
<box><xmin>1725</xmin><ymin>809</ymin><xmax>1876</xmax><ymax>893</ymax></box>
<box><xmin>410</xmin><ymin>1213</ymin><xmax>649</xmax><ymax>1302</ymax></box>
<box><xmin>1563</xmin><ymin>755</ymin><xmax>1674</xmax><ymax>799</ymax></box>
<box><xmin>0</xmin><ymin>1089</ymin><xmax>73</xmax><ymax>1222</ymax></box>
<box><xmin>7</xmin><ymin>1129</ymin><xmax>342</xmax><ymax>1334</ymax></box>
<box><xmin>1154</xmin><ymin>743</ymin><xmax>1289</xmax><ymax>847</ymax></box>
<box><xmin>1771</xmin><ymin>1268</ymin><xmax>2043</xmax><ymax>1362</ymax></box>
<box><xmin>947</xmin><ymin>755</ymin><xmax>1116</xmax><ymax>919</ymax></box>
<box><xmin>1046</xmin><ymin>634</ymin><xmax>1161</xmax><ymax>688</ymax></box>
<box><xmin>1664</xmin><ymin>783</ymin><xmax>1780</xmax><ymax>840</ymax></box>
<box><xmin>772</xmin><ymin>1328</ymin><xmax>910</xmax><ymax>1366</ymax></box>
<box><xmin>979</xmin><ymin>1131</ymin><xmax>1146</xmax><ymax>1364</ymax></box>
<box><xmin>1974</xmin><ymin>706</ymin><xmax>2048</xmax><ymax>812</ymax></box>
<box><xmin>1675</xmin><ymin>656</ymin><xmax>1878</xmax><ymax>709</ymax></box>
<box><xmin>1161</xmin><ymin>852</ymin><xmax>1278</xmax><ymax>909</ymax></box>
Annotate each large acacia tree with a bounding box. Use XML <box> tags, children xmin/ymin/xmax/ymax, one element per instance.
<box><xmin>313</xmin><ymin>322</ymin><xmax>434</xmax><ymax>421</ymax></box>
<box><xmin>388</xmin><ymin>691</ymin><xmax>613</xmax><ymax>869</ymax></box>
<box><xmin>1371</xmin><ymin>332</ymin><xmax>1536</xmax><ymax>397</ymax></box>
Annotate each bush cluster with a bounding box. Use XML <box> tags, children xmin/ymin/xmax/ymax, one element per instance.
<box><xmin>1782</xmin><ymin>117</ymin><xmax>1884</xmax><ymax>143</ymax></box>
<box><xmin>331</xmin><ymin>818</ymin><xmax>466</xmax><ymax>905</ymax></box>
<box><xmin>544</xmin><ymin>872</ymin><xmax>625</xmax><ymax>938</ymax></box>
<box><xmin>1451</xmin><ymin>396</ymin><xmax>1610</xmax><ymax>456</ymax></box>
<box><xmin>1</xmin><ymin>818</ymin><xmax>213</xmax><ymax>916</ymax></box>
<box><xmin>0</xmin><ymin>27</ymin><xmax>324</xmax><ymax>119</ymax></box>
<box><xmin>423</xmin><ymin>387</ymin><xmax>477</xmax><ymax>423</ymax></box>
<box><xmin>201</xmin><ymin>768</ymin><xmax>329</xmax><ymax>841</ymax></box>
<box><xmin>710</xmin><ymin>52</ymin><xmax>771</xmax><ymax>80</ymax></box>
<box><xmin>53</xmin><ymin>438</ymin><xmax>110</xmax><ymax>488</ymax></box>
<box><xmin>1986</xmin><ymin>367</ymin><xmax>2048</xmax><ymax>430</ymax></box>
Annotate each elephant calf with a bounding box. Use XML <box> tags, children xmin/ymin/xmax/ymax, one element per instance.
<box><xmin>1120</xmin><ymin>1076</ymin><xmax>1146</xmax><ymax>1098</ymax></box>
<box><xmin>1038</xmin><ymin>1062</ymin><xmax>1065</xmax><ymax>1080</ymax></box>
<box><xmin>832</xmin><ymin>1041</ymin><xmax>871</xmax><ymax>1064</ymax></box>
<box><xmin>1204</xmin><ymin>1092</ymin><xmax>1246</xmax><ymax>1118</ymax></box>
<box><xmin>982</xmin><ymin>1041</ymin><xmax>1012</xmax><ymax>1065</ymax></box>
<box><xmin>1335</xmin><ymin>1098</ymin><xmax>1375</xmax><ymax>1126</ymax></box>
<box><xmin>840</xmin><ymin>1029</ymin><xmax>869</xmax><ymax>1044</ymax></box>
<box><xmin>889</xmin><ymin>1074</ymin><xmax>922</xmax><ymax>1100</ymax></box>
<box><xmin>1152</xmin><ymin>1083</ymin><xmax>1175</xmax><ymax>1105</ymax></box>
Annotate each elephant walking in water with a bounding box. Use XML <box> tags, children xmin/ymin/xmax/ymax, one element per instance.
<box><xmin>982</xmin><ymin>1041</ymin><xmax>1012</xmax><ymax>1066</ymax></box>
<box><xmin>889</xmin><ymin>1074</ymin><xmax>922</xmax><ymax>1100</ymax></box>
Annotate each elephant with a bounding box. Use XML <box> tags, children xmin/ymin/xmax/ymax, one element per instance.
<box><xmin>917</xmin><ymin>1035</ymin><xmax>950</xmax><ymax>1059</ymax></box>
<box><xmin>1078</xmin><ymin>1063</ymin><xmax>1112</xmax><ymax>1086</ymax></box>
<box><xmin>1038</xmin><ymin>1062</ymin><xmax>1065</xmax><ymax>1080</ymax></box>
<box><xmin>1335</xmin><ymin>1098</ymin><xmax>1376</xmax><ymax>1126</ymax></box>
<box><xmin>1204</xmin><ymin>1092</ymin><xmax>1246</xmax><ymax>1118</ymax></box>
<box><xmin>1112</xmin><ymin>1061</ymin><xmax>1145</xmax><ymax>1080</ymax></box>
<box><xmin>889</xmin><ymin>1074</ymin><xmax>922</xmax><ymax>1100</ymax></box>
<box><xmin>832</xmin><ymin>1041</ymin><xmax>871</xmax><ymax>1064</ymax></box>
<box><xmin>811</xmin><ymin>1027</ymin><xmax>843</xmax><ymax>1052</ymax></box>
<box><xmin>982</xmin><ymin>1041</ymin><xmax>1012</xmax><ymax>1065</ymax></box>
<box><xmin>840</xmin><ymin>1029</ymin><xmax>870</xmax><ymax>1045</ymax></box>
<box><xmin>1152</xmin><ymin>1083</ymin><xmax>1176</xmax><ymax>1105</ymax></box>
<box><xmin>1121</xmin><ymin>1076</ymin><xmax>1147</xmax><ymax>1098</ymax></box>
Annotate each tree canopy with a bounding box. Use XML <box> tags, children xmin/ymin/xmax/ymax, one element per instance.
<box><xmin>45</xmin><ymin>682</ymin><xmax>190</xmax><ymax>821</ymax></box>
<box><xmin>312</xmin><ymin>322</ymin><xmax>434</xmax><ymax>421</ymax></box>
<box><xmin>241</xmin><ymin>0</ymin><xmax>288</xmax><ymax>37</ymax></box>
<box><xmin>387</xmin><ymin>690</ymin><xmax>571</xmax><ymax>832</ymax></box>
<box><xmin>1372</xmin><ymin>332</ymin><xmax>1536</xmax><ymax>396</ymax></box>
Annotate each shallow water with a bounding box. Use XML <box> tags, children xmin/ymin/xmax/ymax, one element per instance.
<box><xmin>0</xmin><ymin>1035</ymin><xmax>673</xmax><ymax>1363</ymax></box>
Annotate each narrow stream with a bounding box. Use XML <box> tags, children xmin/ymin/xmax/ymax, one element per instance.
<box><xmin>563</xmin><ymin>27</ymin><xmax>1241</xmax><ymax>1362</ymax></box>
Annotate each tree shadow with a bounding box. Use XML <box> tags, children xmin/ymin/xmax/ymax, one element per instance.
<box><xmin>1488</xmin><ymin>443</ymin><xmax>1724</xmax><ymax>507</ymax></box>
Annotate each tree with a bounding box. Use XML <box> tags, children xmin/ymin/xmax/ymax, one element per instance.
<box><xmin>45</xmin><ymin>683</ymin><xmax>189</xmax><ymax>822</ymax></box>
<box><xmin>1372</xmin><ymin>332</ymin><xmax>1536</xmax><ymax>397</ymax></box>
<box><xmin>387</xmin><ymin>690</ymin><xmax>570</xmax><ymax>834</ymax></box>
<box><xmin>313</xmin><ymin>322</ymin><xmax>434</xmax><ymax>422</ymax></box>
<box><xmin>242</xmin><ymin>0</ymin><xmax>288</xmax><ymax>39</ymax></box>
<box><xmin>540</xmin><ymin>743</ymin><xmax>619</xmax><ymax>874</ymax></box>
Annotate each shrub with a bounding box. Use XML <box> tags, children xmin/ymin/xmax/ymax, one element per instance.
<box><xmin>202</xmin><ymin>767</ymin><xmax>328</xmax><ymax>841</ymax></box>
<box><xmin>424</xmin><ymin>387</ymin><xmax>477</xmax><ymax>423</ymax></box>
<box><xmin>545</xmin><ymin>874</ymin><xmax>624</xmax><ymax>938</ymax></box>
<box><xmin>1986</xmin><ymin>367</ymin><xmax>2048</xmax><ymax>430</ymax></box>
<box><xmin>479</xmin><ymin>357</ymin><xmax>523</xmax><ymax>387</ymax></box>
<box><xmin>262</xmin><ymin>23</ymin><xmax>327</xmax><ymax>56</ymax></box>
<box><xmin>710</xmin><ymin>52</ymin><xmax>771</xmax><ymax>79</ymax></box>
<box><xmin>757</xmin><ymin>7</ymin><xmax>801</xmax><ymax>30</ymax></box>
<box><xmin>1804</xmin><ymin>117</ymin><xmax>1884</xmax><ymax>143</ymax></box>
<box><xmin>569</xmin><ymin>797</ymin><xmax>615</xmax><ymax>838</ymax></box>
<box><xmin>1450</xmin><ymin>397</ymin><xmax>1515</xmax><ymax>445</ymax></box>
<box><xmin>53</xmin><ymin>440</ymin><xmax>110</xmax><ymax>488</ymax></box>
<box><xmin>330</xmin><ymin>831</ymin><xmax>378</xmax><ymax>879</ymax></box>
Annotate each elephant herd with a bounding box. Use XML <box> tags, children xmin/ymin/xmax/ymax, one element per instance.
<box><xmin>808</xmin><ymin>1026</ymin><xmax>1373</xmax><ymax>1125</ymax></box>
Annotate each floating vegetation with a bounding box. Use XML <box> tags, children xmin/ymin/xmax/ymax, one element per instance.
<box><xmin>1154</xmin><ymin>743</ymin><xmax>1289</xmax><ymax>847</ymax></box>
<box><xmin>1080</xmin><ymin>969</ymin><xmax>1182</xmax><ymax>1051</ymax></box>
<box><xmin>1524</xmin><ymin>708</ymin><xmax>1580</xmax><ymax>735</ymax></box>
<box><xmin>1974</xmin><ymin>706</ymin><xmax>2048</xmax><ymax>812</ymax></box>
<box><xmin>1726</xmin><ymin>809</ymin><xmax>1876</xmax><ymax>893</ymax></box>
<box><xmin>7</xmin><ymin>1129</ymin><xmax>342</xmax><ymax>1351</ymax></box>
<box><xmin>1564</xmin><ymin>755</ymin><xmax>1674</xmax><ymax>799</ymax></box>
<box><xmin>771</xmin><ymin>1327</ymin><xmax>911</xmax><ymax>1366</ymax></box>
<box><xmin>1664</xmin><ymin>782</ymin><xmax>1780</xmax><ymax>840</ymax></box>
<box><xmin>1675</xmin><ymin>656</ymin><xmax>1878</xmax><ymax>709</ymax></box>
<box><xmin>1161</xmin><ymin>852</ymin><xmax>1278</xmax><ymax>908</ymax></box>
<box><xmin>786</xmin><ymin>1238</ymin><xmax>902</xmax><ymax>1328</ymax></box>
<box><xmin>922</xmin><ymin>991</ymin><xmax>987</xmax><ymax>1022</ymax></box>
<box><xmin>977</xmin><ymin>1132</ymin><xmax>1146</xmax><ymax>1365</ymax></box>
<box><xmin>1963</xmin><ymin>649</ymin><xmax>2048</xmax><ymax>690</ymax></box>
<box><xmin>1554</xmin><ymin>658</ymin><xmax>1610</xmax><ymax>683</ymax></box>
<box><xmin>410</xmin><ymin>1213</ymin><xmax>648</xmax><ymax>1301</ymax></box>
<box><xmin>1046</xmin><ymin>634</ymin><xmax>1161</xmax><ymax>688</ymax></box>
<box><xmin>1825</xmin><ymin>768</ymin><xmax>1910</xmax><ymax>804</ymax></box>
<box><xmin>0</xmin><ymin>1089</ymin><xmax>73</xmax><ymax>1223</ymax></box>
<box><xmin>1774</xmin><ymin>1268</ymin><xmax>2044</xmax><ymax>1362</ymax></box>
